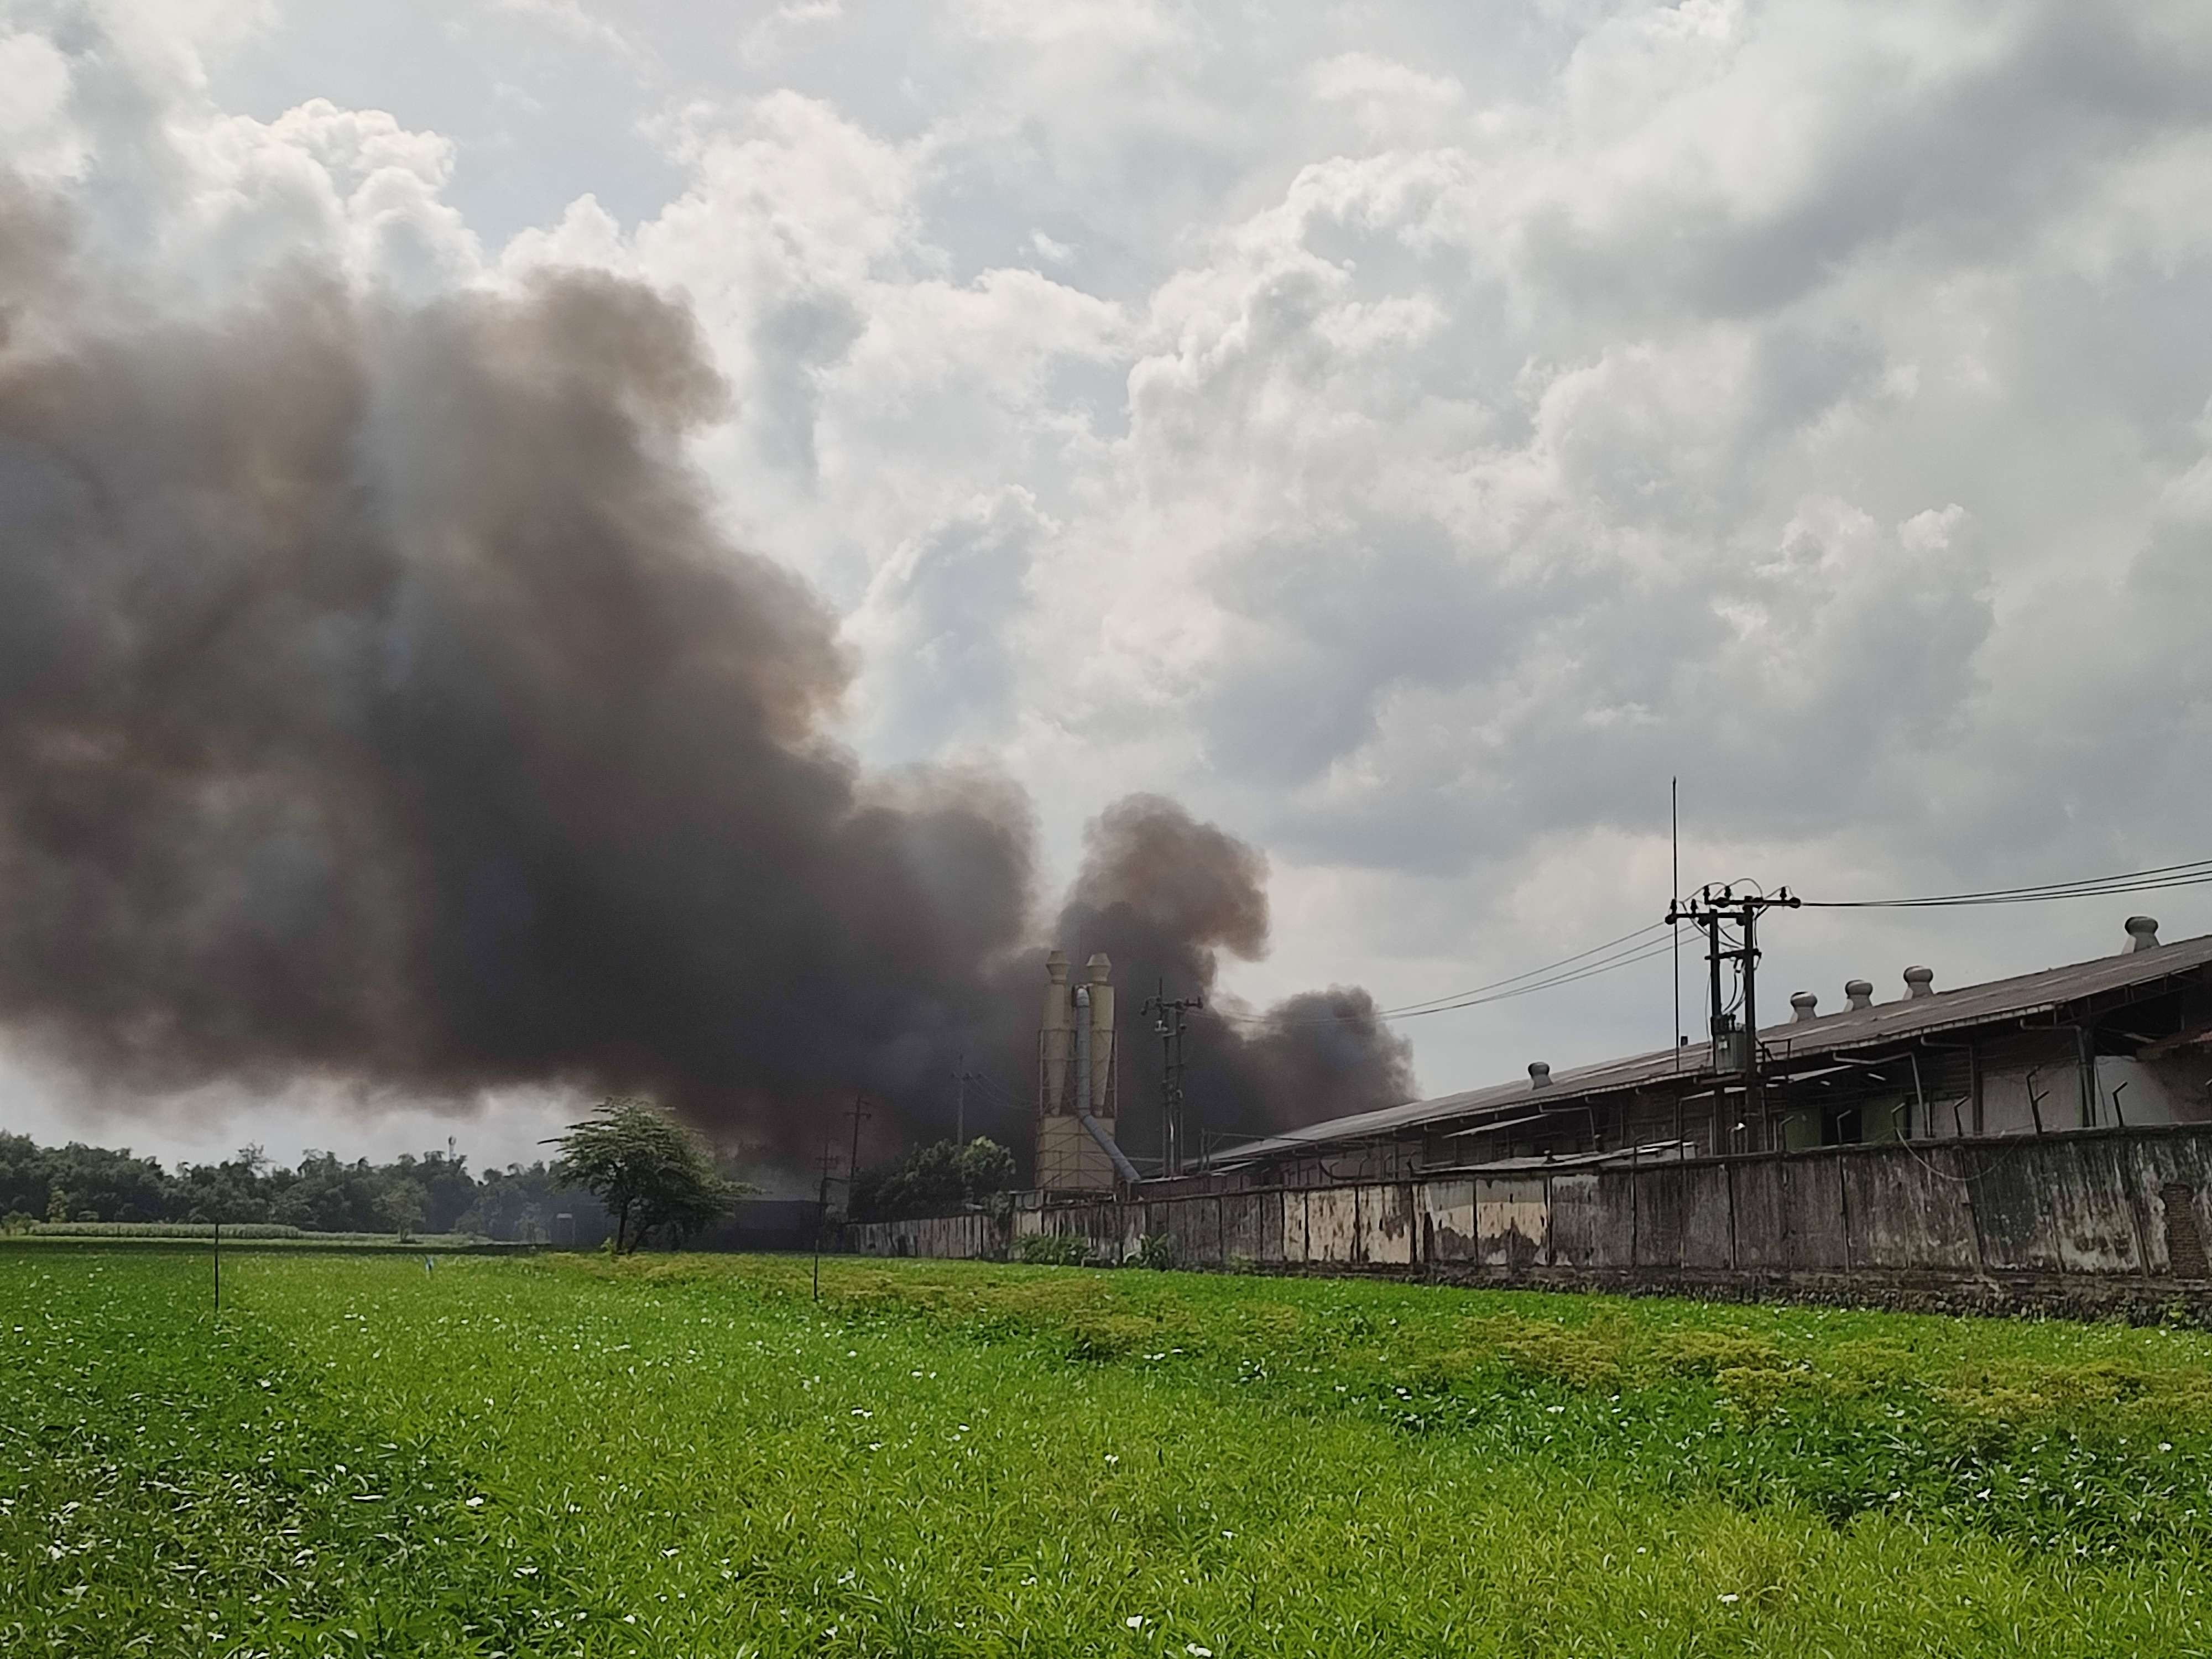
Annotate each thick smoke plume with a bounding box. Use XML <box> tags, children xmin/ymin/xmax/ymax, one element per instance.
<box><xmin>0</xmin><ymin>184</ymin><xmax>1410</xmax><ymax>1165</ymax></box>
<box><xmin>1040</xmin><ymin>796</ymin><xmax>1415</xmax><ymax>1156</ymax></box>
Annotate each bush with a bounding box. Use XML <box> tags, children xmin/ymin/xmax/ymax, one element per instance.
<box><xmin>1131</xmin><ymin>1233</ymin><xmax>1183</xmax><ymax>1271</ymax></box>
<box><xmin>1016</xmin><ymin>1232</ymin><xmax>1093</xmax><ymax>1266</ymax></box>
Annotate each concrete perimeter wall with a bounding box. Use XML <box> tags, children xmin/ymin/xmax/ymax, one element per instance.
<box><xmin>846</xmin><ymin>1125</ymin><xmax>2212</xmax><ymax>1313</ymax></box>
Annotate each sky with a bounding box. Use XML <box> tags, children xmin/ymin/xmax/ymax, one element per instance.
<box><xmin>2</xmin><ymin>0</ymin><xmax>2209</xmax><ymax>1176</ymax></box>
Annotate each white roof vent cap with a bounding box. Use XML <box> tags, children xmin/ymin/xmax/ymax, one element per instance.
<box><xmin>1903</xmin><ymin>965</ymin><xmax>1935</xmax><ymax>999</ymax></box>
<box><xmin>1790</xmin><ymin>991</ymin><xmax>1818</xmax><ymax>1022</ymax></box>
<box><xmin>1844</xmin><ymin>979</ymin><xmax>1874</xmax><ymax>1011</ymax></box>
<box><xmin>2126</xmin><ymin>916</ymin><xmax>2161</xmax><ymax>954</ymax></box>
<box><xmin>1528</xmin><ymin>1061</ymin><xmax>1552</xmax><ymax>1090</ymax></box>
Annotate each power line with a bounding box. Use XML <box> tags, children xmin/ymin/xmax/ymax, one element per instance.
<box><xmin>1220</xmin><ymin>927</ymin><xmax>1678</xmax><ymax>1030</ymax></box>
<box><xmin>1801</xmin><ymin>855</ymin><xmax>2212</xmax><ymax>910</ymax></box>
<box><xmin>1371</xmin><ymin>922</ymin><xmax>1671</xmax><ymax>1017</ymax></box>
<box><xmin>1093</xmin><ymin>851</ymin><xmax>2212</xmax><ymax>1048</ymax></box>
<box><xmin>1217</xmin><ymin>920</ymin><xmax>1666</xmax><ymax>1025</ymax></box>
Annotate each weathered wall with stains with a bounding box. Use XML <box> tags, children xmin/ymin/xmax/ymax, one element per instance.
<box><xmin>846</xmin><ymin>1125</ymin><xmax>2212</xmax><ymax>1307</ymax></box>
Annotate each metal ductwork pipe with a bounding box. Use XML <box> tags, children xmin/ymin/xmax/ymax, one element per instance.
<box><xmin>1073</xmin><ymin>984</ymin><xmax>1092</xmax><ymax>1117</ymax></box>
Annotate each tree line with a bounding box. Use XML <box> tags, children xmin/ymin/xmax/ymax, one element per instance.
<box><xmin>3</xmin><ymin>1105</ymin><xmax>1026</xmax><ymax>1246</ymax></box>
<box><xmin>0</xmin><ymin>1130</ymin><xmax>616</xmax><ymax>1244</ymax></box>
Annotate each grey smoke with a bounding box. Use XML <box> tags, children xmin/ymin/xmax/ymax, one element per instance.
<box><xmin>0</xmin><ymin>180</ymin><xmax>1409</xmax><ymax>1162</ymax></box>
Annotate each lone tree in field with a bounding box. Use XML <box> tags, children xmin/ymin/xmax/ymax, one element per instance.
<box><xmin>549</xmin><ymin>1097</ymin><xmax>746</xmax><ymax>1253</ymax></box>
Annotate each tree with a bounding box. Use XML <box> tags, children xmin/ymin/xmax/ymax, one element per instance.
<box><xmin>376</xmin><ymin>1181</ymin><xmax>427</xmax><ymax>1240</ymax></box>
<box><xmin>851</xmin><ymin>1136</ymin><xmax>1017</xmax><ymax>1222</ymax></box>
<box><xmin>549</xmin><ymin>1097</ymin><xmax>747</xmax><ymax>1253</ymax></box>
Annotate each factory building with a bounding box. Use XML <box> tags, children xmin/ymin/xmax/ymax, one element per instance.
<box><xmin>851</xmin><ymin>915</ymin><xmax>2212</xmax><ymax>1309</ymax></box>
<box><xmin>1191</xmin><ymin>916</ymin><xmax>2212</xmax><ymax>1191</ymax></box>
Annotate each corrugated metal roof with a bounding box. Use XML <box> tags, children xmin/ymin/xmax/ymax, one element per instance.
<box><xmin>1211</xmin><ymin>929</ymin><xmax>2212</xmax><ymax>1169</ymax></box>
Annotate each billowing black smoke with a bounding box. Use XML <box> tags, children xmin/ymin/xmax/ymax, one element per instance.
<box><xmin>0</xmin><ymin>182</ymin><xmax>1411</xmax><ymax>1166</ymax></box>
<box><xmin>1035</xmin><ymin>796</ymin><xmax>1415</xmax><ymax>1158</ymax></box>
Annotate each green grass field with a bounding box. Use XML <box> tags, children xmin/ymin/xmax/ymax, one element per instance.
<box><xmin>7</xmin><ymin>1251</ymin><xmax>2212</xmax><ymax>1657</ymax></box>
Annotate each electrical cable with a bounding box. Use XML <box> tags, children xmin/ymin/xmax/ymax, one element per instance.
<box><xmin>1365</xmin><ymin>921</ymin><xmax>1670</xmax><ymax>1016</ymax></box>
<box><xmin>1219</xmin><ymin>929</ymin><xmax>1679</xmax><ymax>1029</ymax></box>
<box><xmin>1801</xmin><ymin>856</ymin><xmax>2212</xmax><ymax>910</ymax></box>
<box><xmin>1125</xmin><ymin>852</ymin><xmax>2208</xmax><ymax>1042</ymax></box>
<box><xmin>1214</xmin><ymin>920</ymin><xmax>1668</xmax><ymax>1027</ymax></box>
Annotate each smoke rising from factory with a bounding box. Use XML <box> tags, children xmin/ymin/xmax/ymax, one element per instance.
<box><xmin>0</xmin><ymin>181</ymin><xmax>1410</xmax><ymax>1163</ymax></box>
<box><xmin>1041</xmin><ymin>797</ymin><xmax>1414</xmax><ymax>1154</ymax></box>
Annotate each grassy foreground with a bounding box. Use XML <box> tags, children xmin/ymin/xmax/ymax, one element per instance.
<box><xmin>6</xmin><ymin>1252</ymin><xmax>2212</xmax><ymax>1657</ymax></box>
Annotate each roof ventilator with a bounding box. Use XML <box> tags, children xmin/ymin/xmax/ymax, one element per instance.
<box><xmin>2127</xmin><ymin>916</ymin><xmax>2162</xmax><ymax>953</ymax></box>
<box><xmin>1844</xmin><ymin>978</ymin><xmax>1875</xmax><ymax>1011</ymax></box>
<box><xmin>1790</xmin><ymin>991</ymin><xmax>1818</xmax><ymax>1022</ymax></box>
<box><xmin>1903</xmin><ymin>965</ymin><xmax>1936</xmax><ymax>999</ymax></box>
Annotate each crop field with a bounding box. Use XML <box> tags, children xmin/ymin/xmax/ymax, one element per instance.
<box><xmin>7</xmin><ymin>1253</ymin><xmax>2212</xmax><ymax>1657</ymax></box>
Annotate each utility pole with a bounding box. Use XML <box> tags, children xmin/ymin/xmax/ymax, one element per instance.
<box><xmin>811</xmin><ymin>1125</ymin><xmax>836</xmax><ymax>1302</ymax></box>
<box><xmin>847</xmin><ymin>1094</ymin><xmax>869</xmax><ymax>1198</ymax></box>
<box><xmin>1671</xmin><ymin>778</ymin><xmax>1681</xmax><ymax>1072</ymax></box>
<box><xmin>953</xmin><ymin>1051</ymin><xmax>966</xmax><ymax>1146</ymax></box>
<box><xmin>1140</xmin><ymin>982</ymin><xmax>1204</xmax><ymax>1178</ymax></box>
<box><xmin>1666</xmin><ymin>884</ymin><xmax>1800</xmax><ymax>1150</ymax></box>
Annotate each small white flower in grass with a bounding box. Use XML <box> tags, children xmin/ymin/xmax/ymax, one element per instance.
<box><xmin>1187</xmin><ymin>1645</ymin><xmax>1213</xmax><ymax>1656</ymax></box>
<box><xmin>465</xmin><ymin>1497</ymin><xmax>484</xmax><ymax>1508</ymax></box>
<box><xmin>1104</xmin><ymin>1454</ymin><xmax>1119</xmax><ymax>1465</ymax></box>
<box><xmin>2162</xmin><ymin>1442</ymin><xmax>2176</xmax><ymax>1452</ymax></box>
<box><xmin>1719</xmin><ymin>1593</ymin><xmax>1739</xmax><ymax>1605</ymax></box>
<box><xmin>1125</xmin><ymin>1614</ymin><xmax>1145</xmax><ymax>1628</ymax></box>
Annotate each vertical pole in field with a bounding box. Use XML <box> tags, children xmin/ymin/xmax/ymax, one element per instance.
<box><xmin>954</xmin><ymin>1052</ymin><xmax>966</xmax><ymax>1147</ymax></box>
<box><xmin>847</xmin><ymin>1095</ymin><xmax>869</xmax><ymax>1206</ymax></box>
<box><xmin>212</xmin><ymin>1217</ymin><xmax>221</xmax><ymax>1317</ymax></box>
<box><xmin>812</xmin><ymin>1128</ymin><xmax>833</xmax><ymax>1302</ymax></box>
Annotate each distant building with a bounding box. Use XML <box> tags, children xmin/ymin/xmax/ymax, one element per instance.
<box><xmin>865</xmin><ymin>917</ymin><xmax>2212</xmax><ymax>1303</ymax></box>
